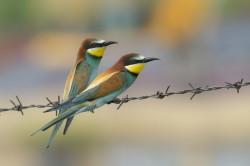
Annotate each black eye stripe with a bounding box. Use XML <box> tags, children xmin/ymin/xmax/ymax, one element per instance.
<box><xmin>130</xmin><ymin>59</ymin><xmax>137</xmax><ymax>64</ymax></box>
<box><xmin>125</xmin><ymin>59</ymin><xmax>144</xmax><ymax>66</ymax></box>
<box><xmin>88</xmin><ymin>43</ymin><xmax>102</xmax><ymax>49</ymax></box>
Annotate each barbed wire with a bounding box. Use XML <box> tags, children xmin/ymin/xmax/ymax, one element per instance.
<box><xmin>0</xmin><ymin>79</ymin><xmax>249</xmax><ymax>114</ymax></box>
<box><xmin>0</xmin><ymin>96</ymin><xmax>61</xmax><ymax>115</ymax></box>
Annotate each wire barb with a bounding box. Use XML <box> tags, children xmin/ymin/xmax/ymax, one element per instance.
<box><xmin>188</xmin><ymin>83</ymin><xmax>204</xmax><ymax>100</ymax></box>
<box><xmin>1</xmin><ymin>79</ymin><xmax>250</xmax><ymax>113</ymax></box>
<box><xmin>9</xmin><ymin>96</ymin><xmax>24</xmax><ymax>115</ymax></box>
<box><xmin>225</xmin><ymin>79</ymin><xmax>243</xmax><ymax>93</ymax></box>
<box><xmin>56</xmin><ymin>96</ymin><xmax>61</xmax><ymax>116</ymax></box>
<box><xmin>117</xmin><ymin>95</ymin><xmax>129</xmax><ymax>110</ymax></box>
<box><xmin>156</xmin><ymin>91</ymin><xmax>165</xmax><ymax>99</ymax></box>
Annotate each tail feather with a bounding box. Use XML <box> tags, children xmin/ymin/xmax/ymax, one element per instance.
<box><xmin>32</xmin><ymin>104</ymin><xmax>95</xmax><ymax>136</ymax></box>
<box><xmin>31</xmin><ymin>109</ymin><xmax>76</xmax><ymax>136</ymax></box>
<box><xmin>63</xmin><ymin>116</ymin><xmax>75</xmax><ymax>135</ymax></box>
<box><xmin>42</xmin><ymin>121</ymin><xmax>64</xmax><ymax>155</ymax></box>
<box><xmin>62</xmin><ymin>102</ymin><xmax>90</xmax><ymax>135</ymax></box>
<box><xmin>46</xmin><ymin>121</ymin><xmax>64</xmax><ymax>148</ymax></box>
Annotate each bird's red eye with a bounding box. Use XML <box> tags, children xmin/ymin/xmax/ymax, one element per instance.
<box><xmin>91</xmin><ymin>43</ymin><xmax>98</xmax><ymax>47</ymax></box>
<box><xmin>130</xmin><ymin>59</ymin><xmax>137</xmax><ymax>63</ymax></box>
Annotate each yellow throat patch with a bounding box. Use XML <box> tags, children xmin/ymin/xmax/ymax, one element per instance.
<box><xmin>87</xmin><ymin>47</ymin><xmax>107</xmax><ymax>57</ymax></box>
<box><xmin>125</xmin><ymin>63</ymin><xmax>146</xmax><ymax>74</ymax></box>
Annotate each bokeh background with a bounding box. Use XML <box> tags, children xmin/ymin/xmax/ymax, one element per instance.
<box><xmin>1</xmin><ymin>0</ymin><xmax>250</xmax><ymax>166</ymax></box>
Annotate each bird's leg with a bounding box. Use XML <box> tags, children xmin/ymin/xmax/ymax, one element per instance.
<box><xmin>90</xmin><ymin>109</ymin><xmax>95</xmax><ymax>114</ymax></box>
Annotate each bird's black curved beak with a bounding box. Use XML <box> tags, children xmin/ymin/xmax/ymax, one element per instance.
<box><xmin>102</xmin><ymin>41</ymin><xmax>118</xmax><ymax>46</ymax></box>
<box><xmin>143</xmin><ymin>57</ymin><xmax>160</xmax><ymax>63</ymax></box>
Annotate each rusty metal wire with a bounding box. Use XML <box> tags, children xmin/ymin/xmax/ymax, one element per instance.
<box><xmin>0</xmin><ymin>79</ymin><xmax>249</xmax><ymax>114</ymax></box>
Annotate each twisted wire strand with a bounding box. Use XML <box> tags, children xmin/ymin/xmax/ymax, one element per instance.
<box><xmin>0</xmin><ymin>79</ymin><xmax>248</xmax><ymax>114</ymax></box>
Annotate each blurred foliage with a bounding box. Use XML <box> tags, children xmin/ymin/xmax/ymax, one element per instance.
<box><xmin>0</xmin><ymin>0</ymin><xmax>156</xmax><ymax>34</ymax></box>
<box><xmin>149</xmin><ymin>0</ymin><xmax>211</xmax><ymax>44</ymax></box>
<box><xmin>0</xmin><ymin>0</ymin><xmax>31</xmax><ymax>31</ymax></box>
<box><xmin>1</xmin><ymin>0</ymin><xmax>250</xmax><ymax>166</ymax></box>
<box><xmin>219</xmin><ymin>0</ymin><xmax>250</xmax><ymax>16</ymax></box>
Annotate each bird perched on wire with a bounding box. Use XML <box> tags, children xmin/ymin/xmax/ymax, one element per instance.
<box><xmin>32</xmin><ymin>53</ymin><xmax>159</xmax><ymax>140</ymax></box>
<box><xmin>47</xmin><ymin>38</ymin><xmax>117</xmax><ymax>149</ymax></box>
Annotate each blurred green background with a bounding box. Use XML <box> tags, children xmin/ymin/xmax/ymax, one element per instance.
<box><xmin>1</xmin><ymin>0</ymin><xmax>250</xmax><ymax>166</ymax></box>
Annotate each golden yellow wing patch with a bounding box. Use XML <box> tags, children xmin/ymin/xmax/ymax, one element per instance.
<box><xmin>92</xmin><ymin>72</ymin><xmax>125</xmax><ymax>99</ymax></box>
<box><xmin>63</xmin><ymin>60</ymin><xmax>91</xmax><ymax>100</ymax></box>
<box><xmin>85</xmin><ymin>71</ymin><xmax>119</xmax><ymax>90</ymax></box>
<box><xmin>63</xmin><ymin>66</ymin><xmax>76</xmax><ymax>100</ymax></box>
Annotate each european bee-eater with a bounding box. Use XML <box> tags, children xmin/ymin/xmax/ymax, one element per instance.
<box><xmin>47</xmin><ymin>38</ymin><xmax>117</xmax><ymax>149</ymax></box>
<box><xmin>32</xmin><ymin>53</ymin><xmax>159</xmax><ymax>138</ymax></box>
